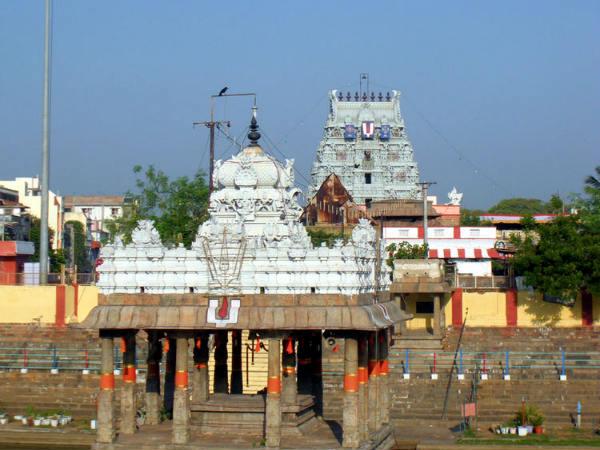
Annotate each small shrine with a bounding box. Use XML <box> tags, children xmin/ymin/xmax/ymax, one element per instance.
<box><xmin>84</xmin><ymin>111</ymin><xmax>407</xmax><ymax>449</ymax></box>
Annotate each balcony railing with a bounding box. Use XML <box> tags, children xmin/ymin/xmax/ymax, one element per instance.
<box><xmin>453</xmin><ymin>274</ymin><xmax>513</xmax><ymax>290</ymax></box>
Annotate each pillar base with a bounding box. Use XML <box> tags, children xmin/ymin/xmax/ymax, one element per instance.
<box><xmin>172</xmin><ymin>389</ymin><xmax>190</xmax><ymax>444</ymax></box>
<box><xmin>145</xmin><ymin>392</ymin><xmax>160</xmax><ymax>425</ymax></box>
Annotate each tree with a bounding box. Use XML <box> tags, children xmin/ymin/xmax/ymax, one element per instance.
<box><xmin>584</xmin><ymin>166</ymin><xmax>600</xmax><ymax>190</ymax></box>
<box><xmin>488</xmin><ymin>198</ymin><xmax>551</xmax><ymax>215</ymax></box>
<box><xmin>460</xmin><ymin>208</ymin><xmax>484</xmax><ymax>226</ymax></box>
<box><xmin>64</xmin><ymin>220</ymin><xmax>91</xmax><ymax>273</ymax></box>
<box><xmin>106</xmin><ymin>165</ymin><xmax>210</xmax><ymax>247</ymax></box>
<box><xmin>29</xmin><ymin>217</ymin><xmax>66</xmax><ymax>273</ymax></box>
<box><xmin>548</xmin><ymin>194</ymin><xmax>564</xmax><ymax>214</ymax></box>
<box><xmin>511</xmin><ymin>177</ymin><xmax>600</xmax><ymax>299</ymax></box>
<box><xmin>386</xmin><ymin>241</ymin><xmax>428</xmax><ymax>268</ymax></box>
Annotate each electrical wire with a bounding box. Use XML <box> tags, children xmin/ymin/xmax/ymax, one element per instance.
<box><xmin>371</xmin><ymin>81</ymin><xmax>512</xmax><ymax>196</ymax></box>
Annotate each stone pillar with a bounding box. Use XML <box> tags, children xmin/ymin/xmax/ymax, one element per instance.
<box><xmin>172</xmin><ymin>336</ymin><xmax>190</xmax><ymax>444</ymax></box>
<box><xmin>266</xmin><ymin>338</ymin><xmax>281</xmax><ymax>448</ymax></box>
<box><xmin>311</xmin><ymin>332</ymin><xmax>323</xmax><ymax>416</ymax></box>
<box><xmin>213</xmin><ymin>331</ymin><xmax>229</xmax><ymax>394</ymax></box>
<box><xmin>433</xmin><ymin>294</ymin><xmax>441</xmax><ymax>336</ymax></box>
<box><xmin>163</xmin><ymin>337</ymin><xmax>176</xmax><ymax>415</ymax></box>
<box><xmin>297</xmin><ymin>335</ymin><xmax>312</xmax><ymax>395</ymax></box>
<box><xmin>378</xmin><ymin>330</ymin><xmax>390</xmax><ymax>426</ymax></box>
<box><xmin>342</xmin><ymin>335</ymin><xmax>360</xmax><ymax>448</ymax></box>
<box><xmin>145</xmin><ymin>332</ymin><xmax>162</xmax><ymax>425</ymax></box>
<box><xmin>282</xmin><ymin>337</ymin><xmax>297</xmax><ymax>405</ymax></box>
<box><xmin>230</xmin><ymin>330</ymin><xmax>243</xmax><ymax>394</ymax></box>
<box><xmin>358</xmin><ymin>334</ymin><xmax>369</xmax><ymax>440</ymax></box>
<box><xmin>120</xmin><ymin>333</ymin><xmax>137</xmax><ymax>434</ymax></box>
<box><xmin>367</xmin><ymin>331</ymin><xmax>379</xmax><ymax>433</ymax></box>
<box><xmin>193</xmin><ymin>333</ymin><xmax>209</xmax><ymax>403</ymax></box>
<box><xmin>97</xmin><ymin>335</ymin><xmax>115</xmax><ymax>443</ymax></box>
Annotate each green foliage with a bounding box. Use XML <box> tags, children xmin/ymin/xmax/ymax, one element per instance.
<box><xmin>29</xmin><ymin>217</ymin><xmax>66</xmax><ymax>272</ymax></box>
<box><xmin>106</xmin><ymin>165</ymin><xmax>210</xmax><ymax>247</ymax></box>
<box><xmin>306</xmin><ymin>228</ymin><xmax>344</xmax><ymax>247</ymax></box>
<box><xmin>513</xmin><ymin>405</ymin><xmax>544</xmax><ymax>426</ymax></box>
<box><xmin>64</xmin><ymin>220</ymin><xmax>91</xmax><ymax>272</ymax></box>
<box><xmin>461</xmin><ymin>209</ymin><xmax>484</xmax><ymax>226</ymax></box>
<box><xmin>385</xmin><ymin>241</ymin><xmax>428</xmax><ymax>268</ymax></box>
<box><xmin>511</xmin><ymin>179</ymin><xmax>600</xmax><ymax>298</ymax></box>
<box><xmin>488</xmin><ymin>198</ymin><xmax>552</xmax><ymax>215</ymax></box>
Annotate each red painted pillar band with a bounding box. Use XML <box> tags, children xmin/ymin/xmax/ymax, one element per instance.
<box><xmin>506</xmin><ymin>289</ymin><xmax>518</xmax><ymax>327</ymax></box>
<box><xmin>55</xmin><ymin>285</ymin><xmax>66</xmax><ymax>327</ymax></box>
<box><xmin>582</xmin><ymin>290</ymin><xmax>593</xmax><ymax>327</ymax></box>
<box><xmin>452</xmin><ymin>288</ymin><xmax>463</xmax><ymax>327</ymax></box>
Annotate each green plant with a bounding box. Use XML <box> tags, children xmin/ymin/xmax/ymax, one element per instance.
<box><xmin>25</xmin><ymin>405</ymin><xmax>37</xmax><ymax>418</ymax></box>
<box><xmin>386</xmin><ymin>241</ymin><xmax>428</xmax><ymax>267</ymax></box>
<box><xmin>530</xmin><ymin>413</ymin><xmax>545</xmax><ymax>427</ymax></box>
<box><xmin>513</xmin><ymin>405</ymin><xmax>542</xmax><ymax>426</ymax></box>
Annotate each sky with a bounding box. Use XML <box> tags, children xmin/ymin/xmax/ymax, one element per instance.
<box><xmin>0</xmin><ymin>1</ymin><xmax>598</xmax><ymax>209</ymax></box>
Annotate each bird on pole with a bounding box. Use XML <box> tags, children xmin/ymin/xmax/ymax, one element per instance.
<box><xmin>218</xmin><ymin>86</ymin><xmax>228</xmax><ymax>96</ymax></box>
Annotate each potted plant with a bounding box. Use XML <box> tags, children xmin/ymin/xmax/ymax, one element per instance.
<box><xmin>531</xmin><ymin>413</ymin><xmax>545</xmax><ymax>434</ymax></box>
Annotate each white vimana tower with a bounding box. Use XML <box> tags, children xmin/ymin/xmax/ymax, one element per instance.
<box><xmin>309</xmin><ymin>90</ymin><xmax>421</xmax><ymax>205</ymax></box>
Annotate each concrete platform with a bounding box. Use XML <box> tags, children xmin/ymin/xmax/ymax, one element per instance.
<box><xmin>91</xmin><ymin>422</ymin><xmax>396</xmax><ymax>449</ymax></box>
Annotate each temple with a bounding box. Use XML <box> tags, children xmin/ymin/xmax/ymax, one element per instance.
<box><xmin>309</xmin><ymin>90</ymin><xmax>421</xmax><ymax>207</ymax></box>
<box><xmin>84</xmin><ymin>111</ymin><xmax>408</xmax><ymax>449</ymax></box>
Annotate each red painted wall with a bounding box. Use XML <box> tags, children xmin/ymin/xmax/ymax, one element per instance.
<box><xmin>451</xmin><ymin>288</ymin><xmax>463</xmax><ymax>327</ymax></box>
<box><xmin>506</xmin><ymin>289</ymin><xmax>518</xmax><ymax>326</ymax></box>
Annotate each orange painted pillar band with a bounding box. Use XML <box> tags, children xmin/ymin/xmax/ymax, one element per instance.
<box><xmin>195</xmin><ymin>362</ymin><xmax>208</xmax><ymax>369</ymax></box>
<box><xmin>357</xmin><ymin>367</ymin><xmax>368</xmax><ymax>384</ymax></box>
<box><xmin>123</xmin><ymin>364</ymin><xmax>136</xmax><ymax>383</ymax></box>
<box><xmin>267</xmin><ymin>376</ymin><xmax>281</xmax><ymax>394</ymax></box>
<box><xmin>175</xmin><ymin>370</ymin><xmax>188</xmax><ymax>389</ymax></box>
<box><xmin>100</xmin><ymin>373</ymin><xmax>115</xmax><ymax>390</ymax></box>
<box><xmin>368</xmin><ymin>360</ymin><xmax>379</xmax><ymax>377</ymax></box>
<box><xmin>344</xmin><ymin>373</ymin><xmax>359</xmax><ymax>392</ymax></box>
<box><xmin>379</xmin><ymin>360</ymin><xmax>389</xmax><ymax>376</ymax></box>
<box><xmin>283</xmin><ymin>366</ymin><xmax>295</xmax><ymax>375</ymax></box>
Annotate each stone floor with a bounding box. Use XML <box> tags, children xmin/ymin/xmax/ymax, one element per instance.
<box><xmin>91</xmin><ymin>421</ymin><xmax>395</xmax><ymax>449</ymax></box>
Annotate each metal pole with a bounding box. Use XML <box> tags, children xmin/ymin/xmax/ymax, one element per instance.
<box><xmin>40</xmin><ymin>0</ymin><xmax>52</xmax><ymax>284</ymax></box>
<box><xmin>418</xmin><ymin>181</ymin><xmax>436</xmax><ymax>259</ymax></box>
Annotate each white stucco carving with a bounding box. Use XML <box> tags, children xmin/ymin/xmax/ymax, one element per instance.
<box><xmin>447</xmin><ymin>187</ymin><xmax>463</xmax><ymax>206</ymax></box>
<box><xmin>97</xmin><ymin>117</ymin><xmax>388</xmax><ymax>296</ymax></box>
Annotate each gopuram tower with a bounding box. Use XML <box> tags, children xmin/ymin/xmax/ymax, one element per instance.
<box><xmin>86</xmin><ymin>110</ymin><xmax>406</xmax><ymax>449</ymax></box>
<box><xmin>309</xmin><ymin>90</ymin><xmax>421</xmax><ymax>206</ymax></box>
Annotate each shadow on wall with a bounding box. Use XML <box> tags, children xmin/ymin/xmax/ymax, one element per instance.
<box><xmin>520</xmin><ymin>291</ymin><xmax>580</xmax><ymax>327</ymax></box>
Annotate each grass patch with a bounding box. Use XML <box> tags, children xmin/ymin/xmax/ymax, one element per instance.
<box><xmin>458</xmin><ymin>434</ymin><xmax>600</xmax><ymax>446</ymax></box>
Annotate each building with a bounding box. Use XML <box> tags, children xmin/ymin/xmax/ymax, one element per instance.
<box><xmin>0</xmin><ymin>177</ymin><xmax>63</xmax><ymax>249</ymax></box>
<box><xmin>86</xmin><ymin>114</ymin><xmax>404</xmax><ymax>448</ymax></box>
<box><xmin>63</xmin><ymin>195</ymin><xmax>125</xmax><ymax>244</ymax></box>
<box><xmin>384</xmin><ymin>225</ymin><xmax>502</xmax><ymax>276</ymax></box>
<box><xmin>0</xmin><ymin>241</ymin><xmax>34</xmax><ymax>284</ymax></box>
<box><xmin>309</xmin><ymin>90</ymin><xmax>420</xmax><ymax>206</ymax></box>
<box><xmin>0</xmin><ymin>186</ymin><xmax>31</xmax><ymax>241</ymax></box>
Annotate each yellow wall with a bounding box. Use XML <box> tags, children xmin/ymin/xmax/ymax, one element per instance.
<box><xmin>77</xmin><ymin>285</ymin><xmax>99</xmax><ymax>321</ymax></box>
<box><xmin>516</xmin><ymin>291</ymin><xmax>582</xmax><ymax>327</ymax></box>
<box><xmin>438</xmin><ymin>290</ymin><xmax>599</xmax><ymax>328</ymax></box>
<box><xmin>460</xmin><ymin>291</ymin><xmax>508</xmax><ymax>327</ymax></box>
<box><xmin>0</xmin><ymin>286</ymin><xmax>57</xmax><ymax>323</ymax></box>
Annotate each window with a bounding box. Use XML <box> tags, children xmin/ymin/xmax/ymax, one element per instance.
<box><xmin>365</xmin><ymin>198</ymin><xmax>372</xmax><ymax>209</ymax></box>
<box><xmin>416</xmin><ymin>301</ymin><xmax>434</xmax><ymax>314</ymax></box>
<box><xmin>364</xmin><ymin>151</ymin><xmax>371</xmax><ymax>161</ymax></box>
<box><xmin>365</xmin><ymin>173</ymin><xmax>372</xmax><ymax>184</ymax></box>
<box><xmin>111</xmin><ymin>208</ymin><xmax>119</xmax><ymax>216</ymax></box>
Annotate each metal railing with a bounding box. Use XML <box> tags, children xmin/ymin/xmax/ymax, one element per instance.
<box><xmin>0</xmin><ymin>272</ymin><xmax>96</xmax><ymax>286</ymax></box>
<box><xmin>391</xmin><ymin>349</ymin><xmax>600</xmax><ymax>378</ymax></box>
<box><xmin>453</xmin><ymin>275</ymin><xmax>513</xmax><ymax>290</ymax></box>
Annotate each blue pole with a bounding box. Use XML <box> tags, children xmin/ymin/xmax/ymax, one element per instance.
<box><xmin>459</xmin><ymin>349</ymin><xmax>463</xmax><ymax>374</ymax></box>
<box><xmin>505</xmin><ymin>351</ymin><xmax>510</xmax><ymax>376</ymax></box>
<box><xmin>52</xmin><ymin>345</ymin><xmax>58</xmax><ymax>369</ymax></box>
<box><xmin>405</xmin><ymin>349</ymin><xmax>410</xmax><ymax>374</ymax></box>
<box><xmin>561</xmin><ymin>348</ymin><xmax>566</xmax><ymax>377</ymax></box>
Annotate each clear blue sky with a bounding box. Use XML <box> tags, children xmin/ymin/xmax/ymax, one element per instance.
<box><xmin>1</xmin><ymin>1</ymin><xmax>598</xmax><ymax>209</ymax></box>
